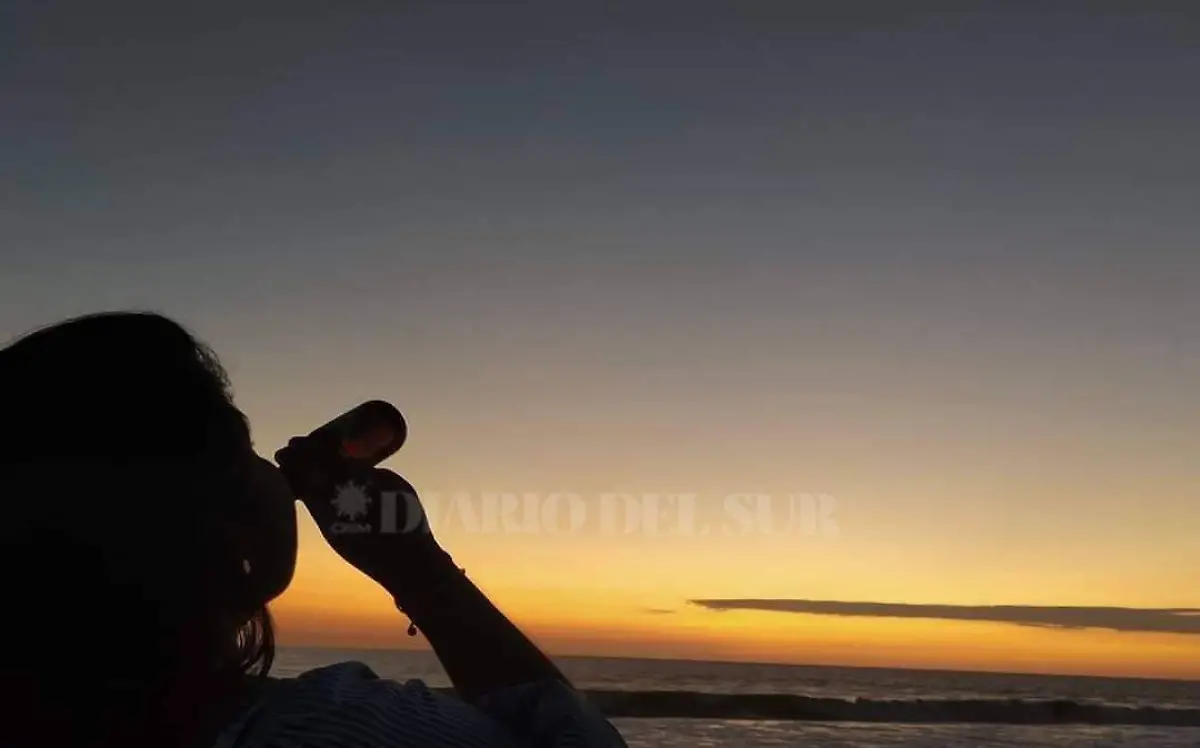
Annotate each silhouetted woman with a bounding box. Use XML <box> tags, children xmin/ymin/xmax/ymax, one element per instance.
<box><xmin>0</xmin><ymin>312</ymin><xmax>626</xmax><ymax>748</ymax></box>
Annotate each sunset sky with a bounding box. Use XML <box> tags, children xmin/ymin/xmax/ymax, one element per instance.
<box><xmin>4</xmin><ymin>2</ymin><xmax>1199</xmax><ymax>679</ymax></box>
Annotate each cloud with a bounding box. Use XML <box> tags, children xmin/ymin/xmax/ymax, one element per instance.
<box><xmin>687</xmin><ymin>599</ymin><xmax>1200</xmax><ymax>635</ymax></box>
<box><xmin>641</xmin><ymin>607</ymin><xmax>677</xmax><ymax>615</ymax></box>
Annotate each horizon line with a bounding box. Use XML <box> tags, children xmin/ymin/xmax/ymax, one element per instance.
<box><xmin>274</xmin><ymin>642</ymin><xmax>1200</xmax><ymax>684</ymax></box>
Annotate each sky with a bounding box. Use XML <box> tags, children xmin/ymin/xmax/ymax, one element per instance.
<box><xmin>3</xmin><ymin>1</ymin><xmax>1199</xmax><ymax>679</ymax></box>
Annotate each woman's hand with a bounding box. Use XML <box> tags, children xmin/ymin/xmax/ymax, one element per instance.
<box><xmin>275</xmin><ymin>437</ymin><xmax>441</xmax><ymax>589</ymax></box>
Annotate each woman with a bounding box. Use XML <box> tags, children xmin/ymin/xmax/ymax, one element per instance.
<box><xmin>0</xmin><ymin>311</ymin><xmax>626</xmax><ymax>748</ymax></box>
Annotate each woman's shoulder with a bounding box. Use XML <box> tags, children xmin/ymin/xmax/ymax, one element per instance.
<box><xmin>221</xmin><ymin>661</ymin><xmax>517</xmax><ymax>748</ymax></box>
<box><xmin>288</xmin><ymin>660</ymin><xmax>387</xmax><ymax>695</ymax></box>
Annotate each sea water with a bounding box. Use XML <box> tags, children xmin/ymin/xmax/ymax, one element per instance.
<box><xmin>274</xmin><ymin>648</ymin><xmax>1200</xmax><ymax>747</ymax></box>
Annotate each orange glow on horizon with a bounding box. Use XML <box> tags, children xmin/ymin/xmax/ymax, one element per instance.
<box><xmin>272</xmin><ymin>539</ymin><xmax>1200</xmax><ymax>681</ymax></box>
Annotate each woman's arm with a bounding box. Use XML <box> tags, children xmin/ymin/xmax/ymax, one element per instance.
<box><xmin>276</xmin><ymin>449</ymin><xmax>568</xmax><ymax>701</ymax></box>
<box><xmin>379</xmin><ymin>540</ymin><xmax>566</xmax><ymax>702</ymax></box>
<box><xmin>275</xmin><ymin>444</ymin><xmax>626</xmax><ymax>745</ymax></box>
<box><xmin>381</xmin><ymin>543</ymin><xmax>628</xmax><ymax>745</ymax></box>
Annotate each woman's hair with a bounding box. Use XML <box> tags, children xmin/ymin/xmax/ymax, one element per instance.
<box><xmin>0</xmin><ymin>311</ymin><xmax>276</xmax><ymax>700</ymax></box>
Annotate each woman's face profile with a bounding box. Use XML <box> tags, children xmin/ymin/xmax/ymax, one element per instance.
<box><xmin>227</xmin><ymin>406</ymin><xmax>299</xmax><ymax>604</ymax></box>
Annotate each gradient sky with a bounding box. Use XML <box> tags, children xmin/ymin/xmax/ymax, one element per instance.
<box><xmin>4</xmin><ymin>2</ymin><xmax>1199</xmax><ymax>679</ymax></box>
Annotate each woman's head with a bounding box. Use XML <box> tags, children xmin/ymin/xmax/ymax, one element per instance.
<box><xmin>0</xmin><ymin>312</ymin><xmax>297</xmax><ymax>688</ymax></box>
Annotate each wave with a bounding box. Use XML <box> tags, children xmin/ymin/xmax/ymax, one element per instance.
<box><xmin>574</xmin><ymin>690</ymin><xmax>1200</xmax><ymax>726</ymax></box>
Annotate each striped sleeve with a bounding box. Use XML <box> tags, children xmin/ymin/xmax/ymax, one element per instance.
<box><xmin>226</xmin><ymin>662</ymin><xmax>626</xmax><ymax>748</ymax></box>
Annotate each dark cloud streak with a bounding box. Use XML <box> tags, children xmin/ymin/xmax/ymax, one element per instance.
<box><xmin>689</xmin><ymin>600</ymin><xmax>1200</xmax><ymax>635</ymax></box>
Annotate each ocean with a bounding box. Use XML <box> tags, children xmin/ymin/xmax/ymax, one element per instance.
<box><xmin>274</xmin><ymin>647</ymin><xmax>1200</xmax><ymax>747</ymax></box>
